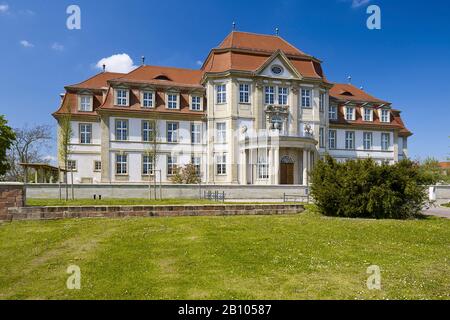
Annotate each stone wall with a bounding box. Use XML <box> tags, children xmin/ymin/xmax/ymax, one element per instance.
<box><xmin>25</xmin><ymin>184</ymin><xmax>309</xmax><ymax>201</ymax></box>
<box><xmin>431</xmin><ymin>185</ymin><xmax>450</xmax><ymax>204</ymax></box>
<box><xmin>0</xmin><ymin>183</ymin><xmax>26</xmax><ymax>221</ymax></box>
<box><xmin>5</xmin><ymin>204</ymin><xmax>305</xmax><ymax>222</ymax></box>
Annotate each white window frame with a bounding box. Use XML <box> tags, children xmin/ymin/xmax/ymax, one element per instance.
<box><xmin>239</xmin><ymin>83</ymin><xmax>251</xmax><ymax>104</ymax></box>
<box><xmin>190</xmin><ymin>95</ymin><xmax>202</xmax><ymax>111</ymax></box>
<box><xmin>345</xmin><ymin>131</ymin><xmax>355</xmax><ymax>150</ymax></box>
<box><xmin>363</xmin><ymin>108</ymin><xmax>373</xmax><ymax>122</ymax></box>
<box><xmin>216</xmin><ymin>153</ymin><xmax>227</xmax><ymax>175</ymax></box>
<box><xmin>345</xmin><ymin>106</ymin><xmax>356</xmax><ymax>121</ymax></box>
<box><xmin>79</xmin><ymin>95</ymin><xmax>93</xmax><ymax>112</ymax></box>
<box><xmin>142</xmin><ymin>120</ymin><xmax>154</xmax><ymax>142</ymax></box>
<box><xmin>363</xmin><ymin>132</ymin><xmax>373</xmax><ymax>150</ymax></box>
<box><xmin>166</xmin><ymin>93</ymin><xmax>179</xmax><ymax>109</ymax></box>
<box><xmin>329</xmin><ymin>105</ymin><xmax>338</xmax><ymax>120</ymax></box>
<box><xmin>115</xmin><ymin>119</ymin><xmax>128</xmax><ymax>141</ymax></box>
<box><xmin>216</xmin><ymin>84</ymin><xmax>227</xmax><ymax>104</ymax></box>
<box><xmin>167</xmin><ymin>122</ymin><xmax>179</xmax><ymax>143</ymax></box>
<box><xmin>94</xmin><ymin>160</ymin><xmax>102</xmax><ymax>172</ymax></box>
<box><xmin>142</xmin><ymin>154</ymin><xmax>154</xmax><ymax>176</ymax></box>
<box><xmin>115</xmin><ymin>154</ymin><xmax>128</xmax><ymax>175</ymax></box>
<box><xmin>67</xmin><ymin>160</ymin><xmax>77</xmax><ymax>172</ymax></box>
<box><xmin>380</xmin><ymin>109</ymin><xmax>390</xmax><ymax>123</ymax></box>
<box><xmin>191</xmin><ymin>155</ymin><xmax>201</xmax><ymax>176</ymax></box>
<box><xmin>216</xmin><ymin>122</ymin><xmax>226</xmax><ymax>144</ymax></box>
<box><xmin>115</xmin><ymin>89</ymin><xmax>129</xmax><ymax>107</ymax></box>
<box><xmin>381</xmin><ymin>133</ymin><xmax>390</xmax><ymax>150</ymax></box>
<box><xmin>264</xmin><ymin>86</ymin><xmax>275</xmax><ymax>105</ymax></box>
<box><xmin>79</xmin><ymin>123</ymin><xmax>92</xmax><ymax>144</ymax></box>
<box><xmin>141</xmin><ymin>91</ymin><xmax>154</xmax><ymax>108</ymax></box>
<box><xmin>257</xmin><ymin>153</ymin><xmax>269</xmax><ymax>179</ymax></box>
<box><xmin>328</xmin><ymin>130</ymin><xmax>337</xmax><ymax>150</ymax></box>
<box><xmin>301</xmin><ymin>88</ymin><xmax>312</xmax><ymax>108</ymax></box>
<box><xmin>277</xmin><ymin>87</ymin><xmax>289</xmax><ymax>105</ymax></box>
<box><xmin>167</xmin><ymin>155</ymin><xmax>178</xmax><ymax>176</ymax></box>
<box><xmin>191</xmin><ymin>123</ymin><xmax>201</xmax><ymax>144</ymax></box>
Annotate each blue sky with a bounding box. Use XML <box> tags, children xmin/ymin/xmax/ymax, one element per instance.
<box><xmin>0</xmin><ymin>0</ymin><xmax>449</xmax><ymax>161</ymax></box>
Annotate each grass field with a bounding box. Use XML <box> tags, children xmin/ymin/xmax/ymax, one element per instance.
<box><xmin>0</xmin><ymin>208</ymin><xmax>449</xmax><ymax>300</ymax></box>
<box><xmin>443</xmin><ymin>202</ymin><xmax>450</xmax><ymax>208</ymax></box>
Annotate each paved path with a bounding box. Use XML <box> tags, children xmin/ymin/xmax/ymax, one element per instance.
<box><xmin>423</xmin><ymin>206</ymin><xmax>450</xmax><ymax>219</ymax></box>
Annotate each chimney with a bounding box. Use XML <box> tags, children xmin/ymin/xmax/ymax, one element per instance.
<box><xmin>141</xmin><ymin>56</ymin><xmax>145</xmax><ymax>66</ymax></box>
<box><xmin>102</xmin><ymin>64</ymin><xmax>106</xmax><ymax>73</ymax></box>
<box><xmin>275</xmin><ymin>27</ymin><xmax>279</xmax><ymax>36</ymax></box>
<box><xmin>347</xmin><ymin>76</ymin><xmax>352</xmax><ymax>84</ymax></box>
<box><xmin>232</xmin><ymin>22</ymin><xmax>236</xmax><ymax>31</ymax></box>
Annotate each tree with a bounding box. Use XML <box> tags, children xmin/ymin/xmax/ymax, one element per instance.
<box><xmin>419</xmin><ymin>157</ymin><xmax>450</xmax><ymax>184</ymax></box>
<box><xmin>5</xmin><ymin>124</ymin><xmax>53</xmax><ymax>182</ymax></box>
<box><xmin>143</xmin><ymin>115</ymin><xmax>160</xmax><ymax>199</ymax></box>
<box><xmin>58</xmin><ymin>104</ymin><xmax>73</xmax><ymax>200</ymax></box>
<box><xmin>0</xmin><ymin>115</ymin><xmax>16</xmax><ymax>177</ymax></box>
<box><xmin>170</xmin><ymin>163</ymin><xmax>201</xmax><ymax>184</ymax></box>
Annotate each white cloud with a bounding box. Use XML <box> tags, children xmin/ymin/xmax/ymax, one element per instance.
<box><xmin>20</xmin><ymin>40</ymin><xmax>34</xmax><ymax>48</ymax></box>
<box><xmin>196</xmin><ymin>60</ymin><xmax>203</xmax><ymax>66</ymax></box>
<box><xmin>0</xmin><ymin>4</ymin><xmax>9</xmax><ymax>13</ymax></box>
<box><xmin>95</xmin><ymin>53</ymin><xmax>137</xmax><ymax>73</ymax></box>
<box><xmin>351</xmin><ymin>0</ymin><xmax>370</xmax><ymax>8</ymax></box>
<box><xmin>51</xmin><ymin>42</ymin><xmax>64</xmax><ymax>51</ymax></box>
<box><xmin>43</xmin><ymin>155</ymin><xmax>57</xmax><ymax>164</ymax></box>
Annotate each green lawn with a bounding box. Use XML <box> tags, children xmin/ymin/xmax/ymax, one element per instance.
<box><xmin>0</xmin><ymin>209</ymin><xmax>449</xmax><ymax>300</ymax></box>
<box><xmin>443</xmin><ymin>203</ymin><xmax>450</xmax><ymax>208</ymax></box>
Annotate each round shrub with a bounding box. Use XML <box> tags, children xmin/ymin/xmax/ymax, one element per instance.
<box><xmin>310</xmin><ymin>156</ymin><xmax>433</xmax><ymax>219</ymax></box>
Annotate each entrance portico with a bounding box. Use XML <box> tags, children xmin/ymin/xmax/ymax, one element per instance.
<box><xmin>239</xmin><ymin>134</ymin><xmax>317</xmax><ymax>186</ymax></box>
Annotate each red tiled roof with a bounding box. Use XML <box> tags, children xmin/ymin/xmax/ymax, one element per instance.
<box><xmin>218</xmin><ymin>31</ymin><xmax>308</xmax><ymax>56</ymax></box>
<box><xmin>112</xmin><ymin>65</ymin><xmax>203</xmax><ymax>87</ymax></box>
<box><xmin>330</xmin><ymin>83</ymin><xmax>389</xmax><ymax>104</ymax></box>
<box><xmin>439</xmin><ymin>162</ymin><xmax>450</xmax><ymax>169</ymax></box>
<box><xmin>67</xmin><ymin>72</ymin><xmax>124</xmax><ymax>90</ymax></box>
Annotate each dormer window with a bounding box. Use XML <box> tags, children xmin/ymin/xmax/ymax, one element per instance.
<box><xmin>79</xmin><ymin>95</ymin><xmax>93</xmax><ymax>112</ymax></box>
<box><xmin>363</xmin><ymin>108</ymin><xmax>373</xmax><ymax>121</ymax></box>
<box><xmin>345</xmin><ymin>106</ymin><xmax>356</xmax><ymax>121</ymax></box>
<box><xmin>380</xmin><ymin>109</ymin><xmax>390</xmax><ymax>123</ymax></box>
<box><xmin>167</xmin><ymin>93</ymin><xmax>179</xmax><ymax>109</ymax></box>
<box><xmin>115</xmin><ymin>89</ymin><xmax>129</xmax><ymax>107</ymax></box>
<box><xmin>141</xmin><ymin>91</ymin><xmax>154</xmax><ymax>108</ymax></box>
<box><xmin>190</xmin><ymin>95</ymin><xmax>202</xmax><ymax>111</ymax></box>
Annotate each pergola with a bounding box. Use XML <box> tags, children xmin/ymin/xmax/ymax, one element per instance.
<box><xmin>20</xmin><ymin>163</ymin><xmax>68</xmax><ymax>184</ymax></box>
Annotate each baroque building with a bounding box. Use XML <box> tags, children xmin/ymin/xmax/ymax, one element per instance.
<box><xmin>53</xmin><ymin>31</ymin><xmax>411</xmax><ymax>185</ymax></box>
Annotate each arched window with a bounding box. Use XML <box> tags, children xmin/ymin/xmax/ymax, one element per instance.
<box><xmin>280</xmin><ymin>155</ymin><xmax>295</xmax><ymax>164</ymax></box>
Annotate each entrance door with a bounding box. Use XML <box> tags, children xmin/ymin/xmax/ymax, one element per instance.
<box><xmin>280</xmin><ymin>163</ymin><xmax>294</xmax><ymax>185</ymax></box>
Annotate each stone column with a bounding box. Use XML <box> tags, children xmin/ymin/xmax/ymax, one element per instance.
<box><xmin>240</xmin><ymin>149</ymin><xmax>247</xmax><ymax>185</ymax></box>
<box><xmin>274</xmin><ymin>147</ymin><xmax>280</xmax><ymax>185</ymax></box>
<box><xmin>302</xmin><ymin>150</ymin><xmax>308</xmax><ymax>186</ymax></box>
<box><xmin>393</xmin><ymin>131</ymin><xmax>399</xmax><ymax>162</ymax></box>
<box><xmin>100</xmin><ymin>115</ymin><xmax>111</xmax><ymax>183</ymax></box>
<box><xmin>255</xmin><ymin>82</ymin><xmax>263</xmax><ymax>131</ymax></box>
<box><xmin>290</xmin><ymin>87</ymin><xmax>298</xmax><ymax>136</ymax></box>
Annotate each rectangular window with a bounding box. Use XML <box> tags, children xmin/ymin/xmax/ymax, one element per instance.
<box><xmin>142</xmin><ymin>120</ymin><xmax>154</xmax><ymax>142</ymax></box>
<box><xmin>345</xmin><ymin>131</ymin><xmax>355</xmax><ymax>150</ymax></box>
<box><xmin>79</xmin><ymin>123</ymin><xmax>92</xmax><ymax>144</ymax></box>
<box><xmin>319</xmin><ymin>127</ymin><xmax>325</xmax><ymax>148</ymax></box>
<box><xmin>239</xmin><ymin>83</ymin><xmax>250</xmax><ymax>103</ymax></box>
<box><xmin>364</xmin><ymin>108</ymin><xmax>373</xmax><ymax>121</ymax></box>
<box><xmin>191</xmin><ymin>156</ymin><xmax>201</xmax><ymax>176</ymax></box>
<box><xmin>94</xmin><ymin>161</ymin><xmax>102</xmax><ymax>172</ymax></box>
<box><xmin>381</xmin><ymin>109</ymin><xmax>390</xmax><ymax>122</ymax></box>
<box><xmin>278</xmin><ymin>87</ymin><xmax>288</xmax><ymax>105</ymax></box>
<box><xmin>116</xmin><ymin>89</ymin><xmax>128</xmax><ymax>106</ymax></box>
<box><xmin>167</xmin><ymin>155</ymin><xmax>177</xmax><ymax>176</ymax></box>
<box><xmin>142</xmin><ymin>91</ymin><xmax>153</xmax><ymax>108</ymax></box>
<box><xmin>116</xmin><ymin>154</ymin><xmax>127</xmax><ymax>175</ymax></box>
<box><xmin>67</xmin><ymin>160</ymin><xmax>77</xmax><ymax>171</ymax></box>
<box><xmin>345</xmin><ymin>107</ymin><xmax>355</xmax><ymax>121</ymax></box>
<box><xmin>301</xmin><ymin>88</ymin><xmax>311</xmax><ymax>108</ymax></box>
<box><xmin>142</xmin><ymin>155</ymin><xmax>154</xmax><ymax>175</ymax></box>
<box><xmin>216</xmin><ymin>154</ymin><xmax>227</xmax><ymax>175</ymax></box>
<box><xmin>381</xmin><ymin>133</ymin><xmax>390</xmax><ymax>150</ymax></box>
<box><xmin>216</xmin><ymin>84</ymin><xmax>226</xmax><ymax>104</ymax></box>
<box><xmin>265</xmin><ymin>86</ymin><xmax>275</xmax><ymax>104</ymax></box>
<box><xmin>319</xmin><ymin>92</ymin><xmax>325</xmax><ymax>112</ymax></box>
<box><xmin>191</xmin><ymin>123</ymin><xmax>201</xmax><ymax>144</ymax></box>
<box><xmin>328</xmin><ymin>130</ymin><xmax>337</xmax><ymax>149</ymax></box>
<box><xmin>79</xmin><ymin>95</ymin><xmax>92</xmax><ymax>112</ymax></box>
<box><xmin>167</xmin><ymin>94</ymin><xmax>178</xmax><ymax>109</ymax></box>
<box><xmin>191</xmin><ymin>96</ymin><xmax>201</xmax><ymax>111</ymax></box>
<box><xmin>216</xmin><ymin>122</ymin><xmax>226</xmax><ymax>143</ymax></box>
<box><xmin>329</xmin><ymin>105</ymin><xmax>337</xmax><ymax>120</ymax></box>
<box><xmin>257</xmin><ymin>154</ymin><xmax>269</xmax><ymax>179</ymax></box>
<box><xmin>363</xmin><ymin>132</ymin><xmax>373</xmax><ymax>150</ymax></box>
<box><xmin>167</xmin><ymin>122</ymin><xmax>179</xmax><ymax>143</ymax></box>
<box><xmin>115</xmin><ymin>119</ymin><xmax>128</xmax><ymax>141</ymax></box>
